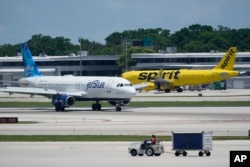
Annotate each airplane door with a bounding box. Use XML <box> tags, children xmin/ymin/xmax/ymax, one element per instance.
<box><xmin>107</xmin><ymin>79</ymin><xmax>114</xmax><ymax>93</ymax></box>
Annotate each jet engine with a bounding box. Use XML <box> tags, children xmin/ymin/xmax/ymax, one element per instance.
<box><xmin>52</xmin><ymin>95</ymin><xmax>75</xmax><ymax>111</ymax></box>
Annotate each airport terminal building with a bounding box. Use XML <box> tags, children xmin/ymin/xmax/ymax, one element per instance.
<box><xmin>1</xmin><ymin>51</ymin><xmax>250</xmax><ymax>89</ymax></box>
<box><xmin>0</xmin><ymin>54</ymin><xmax>120</xmax><ymax>86</ymax></box>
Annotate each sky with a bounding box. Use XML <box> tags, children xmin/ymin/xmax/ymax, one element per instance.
<box><xmin>0</xmin><ymin>0</ymin><xmax>249</xmax><ymax>45</ymax></box>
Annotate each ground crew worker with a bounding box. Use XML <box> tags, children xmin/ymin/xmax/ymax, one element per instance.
<box><xmin>151</xmin><ymin>134</ymin><xmax>156</xmax><ymax>144</ymax></box>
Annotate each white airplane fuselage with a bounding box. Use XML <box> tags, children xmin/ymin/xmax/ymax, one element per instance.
<box><xmin>0</xmin><ymin>43</ymin><xmax>138</xmax><ymax>112</ymax></box>
<box><xmin>19</xmin><ymin>75</ymin><xmax>136</xmax><ymax>100</ymax></box>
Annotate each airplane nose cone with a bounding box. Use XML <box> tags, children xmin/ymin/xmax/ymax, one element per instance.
<box><xmin>129</xmin><ymin>87</ymin><xmax>136</xmax><ymax>97</ymax></box>
<box><xmin>122</xmin><ymin>86</ymin><xmax>136</xmax><ymax>98</ymax></box>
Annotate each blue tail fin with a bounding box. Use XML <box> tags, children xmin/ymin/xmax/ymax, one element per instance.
<box><xmin>20</xmin><ymin>43</ymin><xmax>42</xmax><ymax>77</ymax></box>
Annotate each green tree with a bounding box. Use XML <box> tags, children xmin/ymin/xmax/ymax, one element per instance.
<box><xmin>0</xmin><ymin>44</ymin><xmax>19</xmax><ymax>57</ymax></box>
<box><xmin>237</xmin><ymin>29</ymin><xmax>250</xmax><ymax>51</ymax></box>
<box><xmin>26</xmin><ymin>34</ymin><xmax>76</xmax><ymax>56</ymax></box>
<box><xmin>105</xmin><ymin>32</ymin><xmax>122</xmax><ymax>46</ymax></box>
<box><xmin>183</xmin><ymin>41</ymin><xmax>204</xmax><ymax>52</ymax></box>
<box><xmin>1</xmin><ymin>25</ymin><xmax>250</xmax><ymax>57</ymax></box>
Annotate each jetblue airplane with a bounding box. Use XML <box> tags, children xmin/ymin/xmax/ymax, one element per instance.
<box><xmin>0</xmin><ymin>43</ymin><xmax>136</xmax><ymax>111</ymax></box>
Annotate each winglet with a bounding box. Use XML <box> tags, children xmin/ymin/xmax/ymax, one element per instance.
<box><xmin>213</xmin><ymin>47</ymin><xmax>237</xmax><ymax>70</ymax></box>
<box><xmin>20</xmin><ymin>43</ymin><xmax>42</xmax><ymax>77</ymax></box>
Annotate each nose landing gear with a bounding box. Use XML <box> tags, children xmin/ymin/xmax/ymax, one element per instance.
<box><xmin>115</xmin><ymin>101</ymin><xmax>121</xmax><ymax>112</ymax></box>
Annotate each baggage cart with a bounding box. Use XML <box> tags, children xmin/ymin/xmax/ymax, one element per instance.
<box><xmin>172</xmin><ymin>131</ymin><xmax>213</xmax><ymax>156</ymax></box>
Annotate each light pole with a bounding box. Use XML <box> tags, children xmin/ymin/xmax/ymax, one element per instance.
<box><xmin>125</xmin><ymin>39</ymin><xmax>127</xmax><ymax>71</ymax></box>
<box><xmin>78</xmin><ymin>36</ymin><xmax>82</xmax><ymax>76</ymax></box>
<box><xmin>121</xmin><ymin>38</ymin><xmax>129</xmax><ymax>72</ymax></box>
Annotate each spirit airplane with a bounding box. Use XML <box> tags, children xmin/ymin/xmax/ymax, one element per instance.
<box><xmin>122</xmin><ymin>47</ymin><xmax>241</xmax><ymax>92</ymax></box>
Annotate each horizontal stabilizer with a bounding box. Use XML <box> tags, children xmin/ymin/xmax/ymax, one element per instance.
<box><xmin>239</xmin><ymin>71</ymin><xmax>247</xmax><ymax>75</ymax></box>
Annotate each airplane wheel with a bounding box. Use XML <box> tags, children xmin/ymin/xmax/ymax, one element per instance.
<box><xmin>96</xmin><ymin>103</ymin><xmax>101</xmax><ymax>111</ymax></box>
<box><xmin>164</xmin><ymin>89</ymin><xmax>170</xmax><ymax>93</ymax></box>
<box><xmin>55</xmin><ymin>106</ymin><xmax>60</xmax><ymax>111</ymax></box>
<box><xmin>92</xmin><ymin>104</ymin><xmax>97</xmax><ymax>110</ymax></box>
<box><xmin>177</xmin><ymin>88</ymin><xmax>183</xmax><ymax>92</ymax></box>
<box><xmin>55</xmin><ymin>106</ymin><xmax>65</xmax><ymax>111</ymax></box>
<box><xmin>116</xmin><ymin>106</ymin><xmax>121</xmax><ymax>112</ymax></box>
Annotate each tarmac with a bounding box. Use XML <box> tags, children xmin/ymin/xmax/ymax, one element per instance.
<box><xmin>1</xmin><ymin>89</ymin><xmax>250</xmax><ymax>102</ymax></box>
<box><xmin>0</xmin><ymin>106</ymin><xmax>249</xmax><ymax>136</ymax></box>
<box><xmin>0</xmin><ymin>141</ymin><xmax>250</xmax><ymax>167</ymax></box>
<box><xmin>0</xmin><ymin>89</ymin><xmax>249</xmax><ymax>167</ymax></box>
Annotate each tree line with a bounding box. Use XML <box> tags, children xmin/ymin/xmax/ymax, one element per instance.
<box><xmin>1</xmin><ymin>24</ymin><xmax>250</xmax><ymax>57</ymax></box>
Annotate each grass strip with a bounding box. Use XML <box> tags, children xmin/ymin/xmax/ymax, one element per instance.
<box><xmin>0</xmin><ymin>135</ymin><xmax>248</xmax><ymax>142</ymax></box>
<box><xmin>0</xmin><ymin>101</ymin><xmax>250</xmax><ymax>108</ymax></box>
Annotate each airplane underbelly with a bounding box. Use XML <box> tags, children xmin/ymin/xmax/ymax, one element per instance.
<box><xmin>85</xmin><ymin>88</ymin><xmax>121</xmax><ymax>98</ymax></box>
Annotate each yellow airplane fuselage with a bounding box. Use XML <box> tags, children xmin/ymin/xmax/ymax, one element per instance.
<box><xmin>122</xmin><ymin>47</ymin><xmax>239</xmax><ymax>91</ymax></box>
<box><xmin>122</xmin><ymin>69</ymin><xmax>239</xmax><ymax>91</ymax></box>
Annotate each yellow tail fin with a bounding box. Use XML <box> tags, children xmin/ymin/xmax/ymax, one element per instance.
<box><xmin>213</xmin><ymin>47</ymin><xmax>237</xmax><ymax>70</ymax></box>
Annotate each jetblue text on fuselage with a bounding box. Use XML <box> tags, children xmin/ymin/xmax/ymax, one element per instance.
<box><xmin>86</xmin><ymin>80</ymin><xmax>105</xmax><ymax>90</ymax></box>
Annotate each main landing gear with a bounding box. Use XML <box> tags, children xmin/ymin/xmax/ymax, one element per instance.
<box><xmin>164</xmin><ymin>87</ymin><xmax>183</xmax><ymax>93</ymax></box>
<box><xmin>92</xmin><ymin>101</ymin><xmax>122</xmax><ymax>111</ymax></box>
<box><xmin>55</xmin><ymin>106</ymin><xmax>65</xmax><ymax>111</ymax></box>
<box><xmin>92</xmin><ymin>102</ymin><xmax>101</xmax><ymax>111</ymax></box>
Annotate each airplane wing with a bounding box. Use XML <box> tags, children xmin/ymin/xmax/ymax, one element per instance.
<box><xmin>0</xmin><ymin>87</ymin><xmax>87</xmax><ymax>97</ymax></box>
<box><xmin>133</xmin><ymin>79</ymin><xmax>173</xmax><ymax>90</ymax></box>
<box><xmin>133</xmin><ymin>83</ymin><xmax>149</xmax><ymax>90</ymax></box>
<box><xmin>153</xmin><ymin>78</ymin><xmax>173</xmax><ymax>91</ymax></box>
<box><xmin>154</xmin><ymin>78</ymin><xmax>171</xmax><ymax>84</ymax></box>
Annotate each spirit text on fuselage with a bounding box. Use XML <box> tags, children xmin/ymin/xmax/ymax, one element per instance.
<box><xmin>138</xmin><ymin>70</ymin><xmax>180</xmax><ymax>81</ymax></box>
